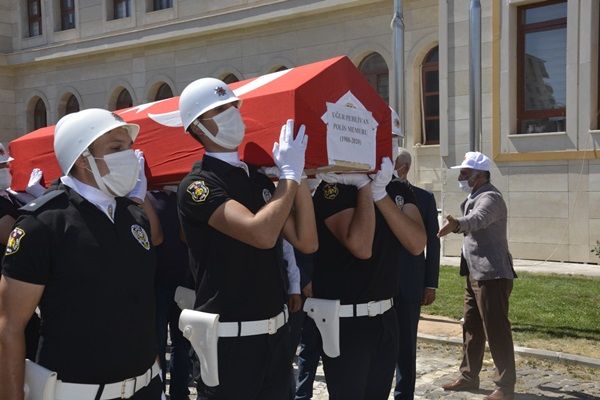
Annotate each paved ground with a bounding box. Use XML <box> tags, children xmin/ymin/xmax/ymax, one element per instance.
<box><xmin>177</xmin><ymin>339</ymin><xmax>599</xmax><ymax>399</ymax></box>
<box><xmin>441</xmin><ymin>256</ymin><xmax>600</xmax><ymax>277</ymax></box>
<box><xmin>308</xmin><ymin>341</ymin><xmax>600</xmax><ymax>399</ymax></box>
<box><xmin>172</xmin><ymin>259</ymin><xmax>599</xmax><ymax>399</ymax></box>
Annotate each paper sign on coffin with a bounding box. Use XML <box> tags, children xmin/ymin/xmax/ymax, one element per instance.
<box><xmin>9</xmin><ymin>56</ymin><xmax>391</xmax><ymax>191</ymax></box>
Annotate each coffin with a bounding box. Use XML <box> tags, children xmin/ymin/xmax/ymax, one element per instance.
<box><xmin>9</xmin><ymin>55</ymin><xmax>391</xmax><ymax>191</ymax></box>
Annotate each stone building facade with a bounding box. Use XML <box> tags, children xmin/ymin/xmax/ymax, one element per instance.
<box><xmin>1</xmin><ymin>0</ymin><xmax>599</xmax><ymax>263</ymax></box>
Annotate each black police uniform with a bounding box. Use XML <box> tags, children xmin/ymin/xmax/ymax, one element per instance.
<box><xmin>312</xmin><ymin>180</ymin><xmax>417</xmax><ymax>400</ymax></box>
<box><xmin>1</xmin><ymin>184</ymin><xmax>162</xmax><ymax>399</ymax></box>
<box><xmin>177</xmin><ymin>156</ymin><xmax>290</xmax><ymax>400</ymax></box>
<box><xmin>0</xmin><ymin>194</ymin><xmax>41</xmax><ymax>361</ymax></box>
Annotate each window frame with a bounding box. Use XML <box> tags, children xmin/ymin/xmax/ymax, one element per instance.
<box><xmin>358</xmin><ymin>53</ymin><xmax>389</xmax><ymax>104</ymax></box>
<box><xmin>33</xmin><ymin>99</ymin><xmax>47</xmax><ymax>130</ymax></box>
<box><xmin>115</xmin><ymin>89</ymin><xmax>133</xmax><ymax>110</ymax></box>
<box><xmin>516</xmin><ymin>0</ymin><xmax>567</xmax><ymax>134</ymax></box>
<box><xmin>60</xmin><ymin>0</ymin><xmax>76</xmax><ymax>30</ymax></box>
<box><xmin>114</xmin><ymin>0</ymin><xmax>131</xmax><ymax>19</ymax></box>
<box><xmin>27</xmin><ymin>0</ymin><xmax>42</xmax><ymax>37</ymax></box>
<box><xmin>152</xmin><ymin>0</ymin><xmax>172</xmax><ymax>11</ymax></box>
<box><xmin>421</xmin><ymin>47</ymin><xmax>440</xmax><ymax>145</ymax></box>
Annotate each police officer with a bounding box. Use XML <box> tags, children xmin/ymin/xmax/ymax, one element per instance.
<box><xmin>392</xmin><ymin>148</ymin><xmax>440</xmax><ymax>400</ymax></box>
<box><xmin>0</xmin><ymin>108</ymin><xmax>163</xmax><ymax>400</ymax></box>
<box><xmin>310</xmin><ymin>157</ymin><xmax>426</xmax><ymax>400</ymax></box>
<box><xmin>176</xmin><ymin>78</ymin><xmax>318</xmax><ymax>399</ymax></box>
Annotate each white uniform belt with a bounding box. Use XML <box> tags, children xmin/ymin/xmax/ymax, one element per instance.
<box><xmin>54</xmin><ymin>360</ymin><xmax>160</xmax><ymax>400</ymax></box>
<box><xmin>218</xmin><ymin>308</ymin><xmax>289</xmax><ymax>337</ymax></box>
<box><xmin>338</xmin><ymin>298</ymin><xmax>394</xmax><ymax>318</ymax></box>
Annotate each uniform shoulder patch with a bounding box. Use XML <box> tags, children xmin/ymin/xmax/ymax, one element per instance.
<box><xmin>187</xmin><ymin>180</ymin><xmax>210</xmax><ymax>203</ymax></box>
<box><xmin>394</xmin><ymin>195</ymin><xmax>405</xmax><ymax>208</ymax></box>
<box><xmin>5</xmin><ymin>227</ymin><xmax>26</xmax><ymax>256</ymax></box>
<box><xmin>262</xmin><ymin>188</ymin><xmax>272</xmax><ymax>203</ymax></box>
<box><xmin>19</xmin><ymin>190</ymin><xmax>66</xmax><ymax>214</ymax></box>
<box><xmin>323</xmin><ymin>183</ymin><xmax>339</xmax><ymax>200</ymax></box>
<box><xmin>131</xmin><ymin>224</ymin><xmax>150</xmax><ymax>250</ymax></box>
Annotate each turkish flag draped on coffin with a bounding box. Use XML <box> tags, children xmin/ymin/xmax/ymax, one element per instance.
<box><xmin>9</xmin><ymin>56</ymin><xmax>391</xmax><ymax>191</ymax></box>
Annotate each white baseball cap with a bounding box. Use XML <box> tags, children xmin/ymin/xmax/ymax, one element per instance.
<box><xmin>450</xmin><ymin>151</ymin><xmax>491</xmax><ymax>171</ymax></box>
<box><xmin>0</xmin><ymin>143</ymin><xmax>14</xmax><ymax>163</ymax></box>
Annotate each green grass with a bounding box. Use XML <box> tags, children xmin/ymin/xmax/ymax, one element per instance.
<box><xmin>425</xmin><ymin>266</ymin><xmax>600</xmax><ymax>342</ymax></box>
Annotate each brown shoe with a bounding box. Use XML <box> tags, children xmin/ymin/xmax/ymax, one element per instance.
<box><xmin>484</xmin><ymin>388</ymin><xmax>515</xmax><ymax>400</ymax></box>
<box><xmin>442</xmin><ymin>378</ymin><xmax>480</xmax><ymax>391</ymax></box>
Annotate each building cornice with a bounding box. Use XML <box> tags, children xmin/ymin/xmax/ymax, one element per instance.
<box><xmin>3</xmin><ymin>0</ymin><xmax>382</xmax><ymax>67</ymax></box>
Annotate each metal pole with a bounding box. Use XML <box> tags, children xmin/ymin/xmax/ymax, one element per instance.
<box><xmin>469</xmin><ymin>0</ymin><xmax>481</xmax><ymax>152</ymax></box>
<box><xmin>391</xmin><ymin>0</ymin><xmax>405</xmax><ymax>146</ymax></box>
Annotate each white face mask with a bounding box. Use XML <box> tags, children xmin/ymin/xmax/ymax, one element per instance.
<box><xmin>392</xmin><ymin>137</ymin><xmax>400</xmax><ymax>161</ymax></box>
<box><xmin>196</xmin><ymin>106</ymin><xmax>245</xmax><ymax>149</ymax></box>
<box><xmin>0</xmin><ymin>168</ymin><xmax>11</xmax><ymax>190</ymax></box>
<box><xmin>458</xmin><ymin>180</ymin><xmax>471</xmax><ymax>193</ymax></box>
<box><xmin>86</xmin><ymin>149</ymin><xmax>140</xmax><ymax>197</ymax></box>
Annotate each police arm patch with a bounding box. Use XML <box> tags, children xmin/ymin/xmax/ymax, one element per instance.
<box><xmin>323</xmin><ymin>183</ymin><xmax>339</xmax><ymax>200</ymax></box>
<box><xmin>5</xmin><ymin>227</ymin><xmax>26</xmax><ymax>256</ymax></box>
<box><xmin>131</xmin><ymin>225</ymin><xmax>151</xmax><ymax>250</ymax></box>
<box><xmin>187</xmin><ymin>180</ymin><xmax>210</xmax><ymax>203</ymax></box>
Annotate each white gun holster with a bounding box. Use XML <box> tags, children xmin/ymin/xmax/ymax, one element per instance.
<box><xmin>24</xmin><ymin>359</ymin><xmax>57</xmax><ymax>400</ymax></box>
<box><xmin>174</xmin><ymin>286</ymin><xmax>196</xmax><ymax>310</ymax></box>
<box><xmin>303</xmin><ymin>298</ymin><xmax>341</xmax><ymax>358</ymax></box>
<box><xmin>179</xmin><ymin>310</ymin><xmax>220</xmax><ymax>387</ymax></box>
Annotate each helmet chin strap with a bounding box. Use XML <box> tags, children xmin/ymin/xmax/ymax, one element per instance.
<box><xmin>82</xmin><ymin>148</ymin><xmax>113</xmax><ymax>196</ymax></box>
<box><xmin>192</xmin><ymin>119</ymin><xmax>229</xmax><ymax>149</ymax></box>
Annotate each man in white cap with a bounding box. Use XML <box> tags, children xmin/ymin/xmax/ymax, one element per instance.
<box><xmin>438</xmin><ymin>151</ymin><xmax>516</xmax><ymax>400</ymax></box>
<box><xmin>0</xmin><ymin>108</ymin><xmax>164</xmax><ymax>399</ymax></box>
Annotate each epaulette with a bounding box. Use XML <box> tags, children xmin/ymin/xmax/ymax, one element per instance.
<box><xmin>19</xmin><ymin>190</ymin><xmax>67</xmax><ymax>213</ymax></box>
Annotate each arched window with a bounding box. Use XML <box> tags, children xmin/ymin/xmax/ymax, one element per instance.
<box><xmin>421</xmin><ymin>46</ymin><xmax>439</xmax><ymax>145</ymax></box>
<box><xmin>222</xmin><ymin>74</ymin><xmax>239</xmax><ymax>84</ymax></box>
<box><xmin>115</xmin><ymin>89</ymin><xmax>133</xmax><ymax>110</ymax></box>
<box><xmin>154</xmin><ymin>83</ymin><xmax>173</xmax><ymax>101</ymax></box>
<box><xmin>359</xmin><ymin>53</ymin><xmax>389</xmax><ymax>104</ymax></box>
<box><xmin>65</xmin><ymin>94</ymin><xmax>79</xmax><ymax>115</ymax></box>
<box><xmin>33</xmin><ymin>99</ymin><xmax>47</xmax><ymax>130</ymax></box>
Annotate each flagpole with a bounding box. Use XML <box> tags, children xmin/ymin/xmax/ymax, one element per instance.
<box><xmin>391</xmin><ymin>0</ymin><xmax>405</xmax><ymax>146</ymax></box>
<box><xmin>469</xmin><ymin>0</ymin><xmax>482</xmax><ymax>152</ymax></box>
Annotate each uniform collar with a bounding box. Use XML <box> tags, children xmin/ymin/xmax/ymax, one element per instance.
<box><xmin>60</xmin><ymin>175</ymin><xmax>117</xmax><ymax>222</ymax></box>
<box><xmin>205</xmin><ymin>151</ymin><xmax>249</xmax><ymax>176</ymax></box>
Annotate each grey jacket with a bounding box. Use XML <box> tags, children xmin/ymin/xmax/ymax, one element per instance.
<box><xmin>457</xmin><ymin>182</ymin><xmax>515</xmax><ymax>281</ymax></box>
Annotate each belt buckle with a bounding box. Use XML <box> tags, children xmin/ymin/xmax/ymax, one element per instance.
<box><xmin>367</xmin><ymin>301</ymin><xmax>379</xmax><ymax>317</ymax></box>
<box><xmin>267</xmin><ymin>317</ymin><xmax>276</xmax><ymax>334</ymax></box>
<box><xmin>120</xmin><ymin>377</ymin><xmax>136</xmax><ymax>399</ymax></box>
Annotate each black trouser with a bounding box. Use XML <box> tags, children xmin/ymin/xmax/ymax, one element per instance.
<box><xmin>294</xmin><ymin>315</ymin><xmax>321</xmax><ymax>400</ymax></box>
<box><xmin>287</xmin><ymin>307</ymin><xmax>306</xmax><ymax>399</ymax></box>
<box><xmin>322</xmin><ymin>309</ymin><xmax>399</xmax><ymax>400</ymax></box>
<box><xmin>393</xmin><ymin>299</ymin><xmax>421</xmax><ymax>400</ymax></box>
<box><xmin>197</xmin><ymin>326</ymin><xmax>292</xmax><ymax>400</ymax></box>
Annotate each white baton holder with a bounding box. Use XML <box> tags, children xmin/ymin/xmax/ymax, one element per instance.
<box><xmin>24</xmin><ymin>359</ymin><xmax>57</xmax><ymax>400</ymax></box>
<box><xmin>174</xmin><ymin>286</ymin><xmax>196</xmax><ymax>310</ymax></box>
<box><xmin>303</xmin><ymin>298</ymin><xmax>341</xmax><ymax>358</ymax></box>
<box><xmin>179</xmin><ymin>309</ymin><xmax>220</xmax><ymax>387</ymax></box>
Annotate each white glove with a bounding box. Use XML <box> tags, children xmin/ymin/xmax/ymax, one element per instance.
<box><xmin>272</xmin><ymin>119</ymin><xmax>308</xmax><ymax>184</ymax></box>
<box><xmin>316</xmin><ymin>173</ymin><xmax>370</xmax><ymax>189</ymax></box>
<box><xmin>25</xmin><ymin>168</ymin><xmax>46</xmax><ymax>198</ymax></box>
<box><xmin>128</xmin><ymin>149</ymin><xmax>148</xmax><ymax>201</ymax></box>
<box><xmin>369</xmin><ymin>157</ymin><xmax>394</xmax><ymax>201</ymax></box>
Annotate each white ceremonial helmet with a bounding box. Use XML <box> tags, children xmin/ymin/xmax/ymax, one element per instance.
<box><xmin>178</xmin><ymin>77</ymin><xmax>240</xmax><ymax>132</ymax></box>
<box><xmin>54</xmin><ymin>108</ymin><xmax>140</xmax><ymax>174</ymax></box>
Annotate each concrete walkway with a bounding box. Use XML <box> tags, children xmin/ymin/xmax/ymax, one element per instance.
<box><xmin>441</xmin><ymin>256</ymin><xmax>600</xmax><ymax>277</ymax></box>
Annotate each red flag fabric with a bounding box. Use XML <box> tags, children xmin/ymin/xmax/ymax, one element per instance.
<box><xmin>9</xmin><ymin>56</ymin><xmax>391</xmax><ymax>191</ymax></box>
